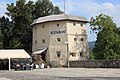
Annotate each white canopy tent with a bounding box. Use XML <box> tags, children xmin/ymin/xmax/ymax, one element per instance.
<box><xmin>0</xmin><ymin>49</ymin><xmax>30</xmax><ymax>70</ymax></box>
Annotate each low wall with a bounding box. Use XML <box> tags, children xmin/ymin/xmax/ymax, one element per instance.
<box><xmin>69</xmin><ymin>60</ymin><xmax>120</xmax><ymax>68</ymax></box>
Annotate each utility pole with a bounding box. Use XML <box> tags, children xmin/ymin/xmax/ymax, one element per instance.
<box><xmin>64</xmin><ymin>0</ymin><xmax>65</xmax><ymax>14</ymax></box>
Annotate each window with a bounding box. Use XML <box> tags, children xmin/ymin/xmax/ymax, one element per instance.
<box><xmin>73</xmin><ymin>23</ymin><xmax>76</xmax><ymax>26</ymax></box>
<box><xmin>81</xmin><ymin>23</ymin><xmax>83</xmax><ymax>27</ymax></box>
<box><xmin>35</xmin><ymin>41</ymin><xmax>37</xmax><ymax>44</ymax></box>
<box><xmin>74</xmin><ymin>38</ymin><xmax>77</xmax><ymax>41</ymax></box>
<box><xmin>56</xmin><ymin>51</ymin><xmax>61</xmax><ymax>57</ymax></box>
<box><xmin>42</xmin><ymin>25</ymin><xmax>45</xmax><ymax>28</ymax></box>
<box><xmin>42</xmin><ymin>39</ymin><xmax>45</xmax><ymax>43</ymax></box>
<box><xmin>57</xmin><ymin>24</ymin><xmax>59</xmax><ymax>27</ymax></box>
<box><xmin>81</xmin><ymin>38</ymin><xmax>84</xmax><ymax>41</ymax></box>
<box><xmin>70</xmin><ymin>52</ymin><xmax>76</xmax><ymax>57</ymax></box>
<box><xmin>80</xmin><ymin>52</ymin><xmax>83</xmax><ymax>57</ymax></box>
<box><xmin>57</xmin><ymin>38</ymin><xmax>61</xmax><ymax>42</ymax></box>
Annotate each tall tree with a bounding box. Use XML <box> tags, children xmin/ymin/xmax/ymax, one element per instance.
<box><xmin>90</xmin><ymin>14</ymin><xmax>120</xmax><ymax>59</ymax></box>
<box><xmin>3</xmin><ymin>0</ymin><xmax>62</xmax><ymax>53</ymax></box>
<box><xmin>33</xmin><ymin>0</ymin><xmax>63</xmax><ymax>19</ymax></box>
<box><xmin>6</xmin><ymin>0</ymin><xmax>34</xmax><ymax>53</ymax></box>
<box><xmin>0</xmin><ymin>16</ymin><xmax>13</xmax><ymax>49</ymax></box>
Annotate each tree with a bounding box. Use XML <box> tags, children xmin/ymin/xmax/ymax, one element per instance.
<box><xmin>0</xmin><ymin>16</ymin><xmax>13</xmax><ymax>49</ymax></box>
<box><xmin>2</xmin><ymin>0</ymin><xmax>62</xmax><ymax>53</ymax></box>
<box><xmin>6</xmin><ymin>0</ymin><xmax>34</xmax><ymax>53</ymax></box>
<box><xmin>90</xmin><ymin>14</ymin><xmax>120</xmax><ymax>60</ymax></box>
<box><xmin>33</xmin><ymin>0</ymin><xmax>63</xmax><ymax>19</ymax></box>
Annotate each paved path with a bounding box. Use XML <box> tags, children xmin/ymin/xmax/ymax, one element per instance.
<box><xmin>0</xmin><ymin>68</ymin><xmax>120</xmax><ymax>80</ymax></box>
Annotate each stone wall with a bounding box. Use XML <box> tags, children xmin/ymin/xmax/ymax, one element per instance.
<box><xmin>69</xmin><ymin>60</ymin><xmax>120</xmax><ymax>68</ymax></box>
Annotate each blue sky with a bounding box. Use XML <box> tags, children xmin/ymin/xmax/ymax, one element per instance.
<box><xmin>0</xmin><ymin>0</ymin><xmax>120</xmax><ymax>42</ymax></box>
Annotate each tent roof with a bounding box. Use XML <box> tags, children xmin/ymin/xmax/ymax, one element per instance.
<box><xmin>0</xmin><ymin>49</ymin><xmax>30</xmax><ymax>59</ymax></box>
<box><xmin>32</xmin><ymin>48</ymin><xmax>47</xmax><ymax>55</ymax></box>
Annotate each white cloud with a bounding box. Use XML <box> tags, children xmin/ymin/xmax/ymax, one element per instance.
<box><xmin>0</xmin><ymin>2</ymin><xmax>7</xmax><ymax>17</ymax></box>
<box><xmin>53</xmin><ymin>0</ymin><xmax>120</xmax><ymax>27</ymax></box>
<box><xmin>0</xmin><ymin>0</ymin><xmax>119</xmax><ymax>42</ymax></box>
<box><xmin>26</xmin><ymin>0</ymin><xmax>38</xmax><ymax>2</ymax></box>
<box><xmin>52</xmin><ymin>0</ymin><xmax>120</xmax><ymax>41</ymax></box>
<box><xmin>1</xmin><ymin>0</ymin><xmax>119</xmax><ymax>26</ymax></box>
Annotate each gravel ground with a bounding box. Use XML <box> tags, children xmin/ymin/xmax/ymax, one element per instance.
<box><xmin>0</xmin><ymin>68</ymin><xmax>120</xmax><ymax>80</ymax></box>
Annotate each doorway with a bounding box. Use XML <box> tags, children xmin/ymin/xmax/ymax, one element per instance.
<box><xmin>40</xmin><ymin>49</ymin><xmax>47</xmax><ymax>62</ymax></box>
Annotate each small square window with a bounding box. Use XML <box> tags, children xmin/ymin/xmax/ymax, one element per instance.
<box><xmin>57</xmin><ymin>38</ymin><xmax>61</xmax><ymax>42</ymax></box>
<box><xmin>81</xmin><ymin>38</ymin><xmax>84</xmax><ymax>41</ymax></box>
<box><xmin>80</xmin><ymin>52</ymin><xmax>83</xmax><ymax>57</ymax></box>
<box><xmin>73</xmin><ymin>23</ymin><xmax>76</xmax><ymax>26</ymax></box>
<box><xmin>42</xmin><ymin>39</ymin><xmax>45</xmax><ymax>43</ymax></box>
<box><xmin>57</xmin><ymin>24</ymin><xmax>59</xmax><ymax>26</ymax></box>
<box><xmin>35</xmin><ymin>41</ymin><xmax>37</xmax><ymax>44</ymax></box>
<box><xmin>74</xmin><ymin>38</ymin><xmax>77</xmax><ymax>41</ymax></box>
<box><xmin>70</xmin><ymin>52</ymin><xmax>76</xmax><ymax>57</ymax></box>
<box><xmin>42</xmin><ymin>25</ymin><xmax>45</xmax><ymax>28</ymax></box>
<box><xmin>81</xmin><ymin>24</ymin><xmax>83</xmax><ymax>27</ymax></box>
<box><xmin>56</xmin><ymin>51</ymin><xmax>61</xmax><ymax>57</ymax></box>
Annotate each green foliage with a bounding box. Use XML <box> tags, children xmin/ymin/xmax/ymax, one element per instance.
<box><xmin>33</xmin><ymin>0</ymin><xmax>63</xmax><ymax>19</ymax></box>
<box><xmin>90</xmin><ymin>14</ymin><xmax>117</xmax><ymax>30</ymax></box>
<box><xmin>90</xmin><ymin>14</ymin><xmax>120</xmax><ymax>60</ymax></box>
<box><xmin>0</xmin><ymin>0</ymin><xmax>63</xmax><ymax>53</ymax></box>
<box><xmin>6</xmin><ymin>0</ymin><xmax>34</xmax><ymax>52</ymax></box>
<box><xmin>0</xmin><ymin>16</ymin><xmax>13</xmax><ymax>49</ymax></box>
<box><xmin>0</xmin><ymin>30</ymin><xmax>3</xmax><ymax>49</ymax></box>
<box><xmin>89</xmin><ymin>49</ymin><xmax>95</xmax><ymax>60</ymax></box>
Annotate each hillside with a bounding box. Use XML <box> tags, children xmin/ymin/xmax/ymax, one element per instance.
<box><xmin>88</xmin><ymin>41</ymin><xmax>95</xmax><ymax>50</ymax></box>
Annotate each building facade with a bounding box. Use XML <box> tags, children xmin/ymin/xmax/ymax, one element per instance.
<box><xmin>32</xmin><ymin>14</ymin><xmax>89</xmax><ymax>67</ymax></box>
